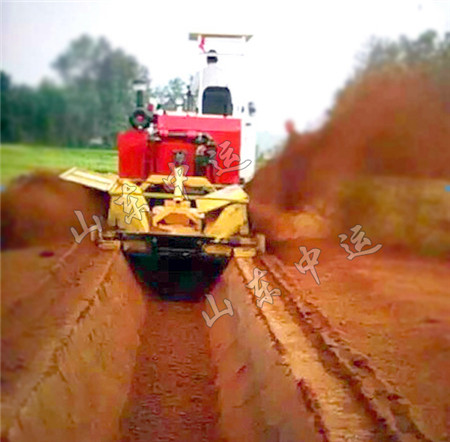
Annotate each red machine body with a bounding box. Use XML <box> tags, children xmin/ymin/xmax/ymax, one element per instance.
<box><xmin>117</xmin><ymin>130</ymin><xmax>149</xmax><ymax>179</ymax></box>
<box><xmin>118</xmin><ymin>114</ymin><xmax>242</xmax><ymax>185</ymax></box>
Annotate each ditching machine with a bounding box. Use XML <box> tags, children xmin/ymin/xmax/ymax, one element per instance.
<box><xmin>60</xmin><ymin>33</ymin><xmax>264</xmax><ymax>274</ymax></box>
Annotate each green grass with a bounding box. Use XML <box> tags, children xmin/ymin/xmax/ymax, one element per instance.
<box><xmin>0</xmin><ymin>144</ymin><xmax>118</xmax><ymax>185</ymax></box>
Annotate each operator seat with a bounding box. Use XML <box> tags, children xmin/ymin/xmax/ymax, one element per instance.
<box><xmin>202</xmin><ymin>87</ymin><xmax>233</xmax><ymax>115</ymax></box>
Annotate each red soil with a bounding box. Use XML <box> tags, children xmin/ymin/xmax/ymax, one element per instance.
<box><xmin>249</xmin><ymin>69</ymin><xmax>450</xmax><ymax>211</ymax></box>
<box><xmin>1</xmin><ymin>172</ymin><xmax>108</xmax><ymax>250</ymax></box>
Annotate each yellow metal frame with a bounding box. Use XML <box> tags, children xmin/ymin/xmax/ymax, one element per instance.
<box><xmin>142</xmin><ymin>174</ymin><xmax>216</xmax><ymax>192</ymax></box>
<box><xmin>59</xmin><ymin>167</ymin><xmax>260</xmax><ymax>255</ymax></box>
<box><xmin>152</xmin><ymin>199</ymin><xmax>204</xmax><ymax>233</ymax></box>
<box><xmin>107</xmin><ymin>180</ymin><xmax>150</xmax><ymax>232</ymax></box>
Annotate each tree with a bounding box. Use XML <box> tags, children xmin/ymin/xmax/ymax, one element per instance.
<box><xmin>52</xmin><ymin>35</ymin><xmax>149</xmax><ymax>146</ymax></box>
<box><xmin>1</xmin><ymin>36</ymin><xmax>149</xmax><ymax>147</ymax></box>
<box><xmin>1</xmin><ymin>71</ymin><xmax>13</xmax><ymax>142</ymax></box>
<box><xmin>1</xmin><ymin>72</ymin><xmax>41</xmax><ymax>143</ymax></box>
<box><xmin>355</xmin><ymin>30</ymin><xmax>443</xmax><ymax>73</ymax></box>
<box><xmin>151</xmin><ymin>77</ymin><xmax>187</xmax><ymax>111</ymax></box>
<box><xmin>35</xmin><ymin>79</ymin><xmax>69</xmax><ymax>145</ymax></box>
<box><xmin>333</xmin><ymin>30</ymin><xmax>450</xmax><ymax>116</ymax></box>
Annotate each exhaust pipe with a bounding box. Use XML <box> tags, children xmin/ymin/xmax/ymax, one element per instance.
<box><xmin>130</xmin><ymin>79</ymin><xmax>152</xmax><ymax>130</ymax></box>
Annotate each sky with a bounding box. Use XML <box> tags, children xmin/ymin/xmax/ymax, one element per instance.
<box><xmin>2</xmin><ymin>0</ymin><xmax>449</xmax><ymax>135</ymax></box>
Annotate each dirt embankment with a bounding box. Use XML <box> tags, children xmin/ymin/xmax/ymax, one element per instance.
<box><xmin>1</xmin><ymin>173</ymin><xmax>140</xmax><ymax>442</ymax></box>
<box><xmin>1</xmin><ymin>172</ymin><xmax>109</xmax><ymax>250</ymax></box>
<box><xmin>250</xmin><ymin>69</ymin><xmax>450</xmax><ymax>209</ymax></box>
<box><xmin>1</xmin><ymin>241</ymin><xmax>147</xmax><ymax>442</ymax></box>
<box><xmin>249</xmin><ymin>69</ymin><xmax>450</xmax><ymax>255</ymax></box>
<box><xmin>0</xmin><ymin>172</ymin><xmax>224</xmax><ymax>442</ymax></box>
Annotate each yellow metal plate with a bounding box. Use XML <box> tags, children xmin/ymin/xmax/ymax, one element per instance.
<box><xmin>59</xmin><ymin>167</ymin><xmax>118</xmax><ymax>192</ymax></box>
<box><xmin>108</xmin><ymin>180</ymin><xmax>151</xmax><ymax>232</ymax></box>
<box><xmin>196</xmin><ymin>185</ymin><xmax>249</xmax><ymax>213</ymax></box>
<box><xmin>233</xmin><ymin>247</ymin><xmax>257</xmax><ymax>258</ymax></box>
<box><xmin>202</xmin><ymin>244</ymin><xmax>233</xmax><ymax>257</ymax></box>
<box><xmin>143</xmin><ymin>174</ymin><xmax>215</xmax><ymax>191</ymax></box>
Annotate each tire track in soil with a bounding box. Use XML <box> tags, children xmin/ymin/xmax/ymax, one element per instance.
<box><xmin>259</xmin><ymin>254</ymin><xmax>431</xmax><ymax>441</ymax></box>
<box><xmin>118</xmin><ymin>294</ymin><xmax>220</xmax><ymax>442</ymax></box>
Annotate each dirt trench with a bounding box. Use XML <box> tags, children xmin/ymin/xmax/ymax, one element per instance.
<box><xmin>2</xmin><ymin>166</ymin><xmax>449</xmax><ymax>441</ymax></box>
<box><xmin>0</xmin><ymin>172</ymin><xmax>226</xmax><ymax>442</ymax></box>
<box><xmin>117</xmin><ymin>260</ymin><xmax>223</xmax><ymax>442</ymax></box>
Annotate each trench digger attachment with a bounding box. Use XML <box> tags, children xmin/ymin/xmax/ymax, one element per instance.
<box><xmin>60</xmin><ymin>166</ymin><xmax>265</xmax><ymax>260</ymax></box>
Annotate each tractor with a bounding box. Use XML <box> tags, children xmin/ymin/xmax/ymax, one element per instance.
<box><xmin>60</xmin><ymin>33</ymin><xmax>264</xmax><ymax>285</ymax></box>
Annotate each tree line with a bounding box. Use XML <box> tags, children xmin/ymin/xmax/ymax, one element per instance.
<box><xmin>1</xmin><ymin>31</ymin><xmax>448</xmax><ymax>148</ymax></box>
<box><xmin>1</xmin><ymin>35</ymin><xmax>186</xmax><ymax>148</ymax></box>
<box><xmin>333</xmin><ymin>30</ymin><xmax>450</xmax><ymax>114</ymax></box>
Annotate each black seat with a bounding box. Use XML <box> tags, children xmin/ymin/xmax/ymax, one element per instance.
<box><xmin>202</xmin><ymin>87</ymin><xmax>233</xmax><ymax>115</ymax></box>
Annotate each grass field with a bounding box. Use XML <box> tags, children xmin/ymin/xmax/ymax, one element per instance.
<box><xmin>1</xmin><ymin>144</ymin><xmax>117</xmax><ymax>185</ymax></box>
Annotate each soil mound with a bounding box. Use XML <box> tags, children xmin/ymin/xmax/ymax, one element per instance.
<box><xmin>251</xmin><ymin>69</ymin><xmax>450</xmax><ymax>211</ymax></box>
<box><xmin>249</xmin><ymin>69</ymin><xmax>450</xmax><ymax>246</ymax></box>
<box><xmin>1</xmin><ymin>172</ymin><xmax>108</xmax><ymax>249</ymax></box>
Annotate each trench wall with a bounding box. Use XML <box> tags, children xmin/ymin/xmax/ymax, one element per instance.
<box><xmin>208</xmin><ymin>260</ymin><xmax>323</xmax><ymax>442</ymax></box>
<box><xmin>1</xmin><ymin>248</ymin><xmax>146</xmax><ymax>442</ymax></box>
